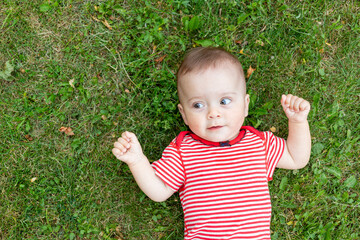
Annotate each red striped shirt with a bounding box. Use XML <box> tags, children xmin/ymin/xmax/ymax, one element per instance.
<box><xmin>152</xmin><ymin>128</ymin><xmax>285</xmax><ymax>239</ymax></box>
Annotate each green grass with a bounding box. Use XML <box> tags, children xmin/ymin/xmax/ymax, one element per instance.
<box><xmin>1</xmin><ymin>0</ymin><xmax>359</xmax><ymax>239</ymax></box>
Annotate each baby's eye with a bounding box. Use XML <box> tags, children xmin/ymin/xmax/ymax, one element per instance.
<box><xmin>193</xmin><ymin>102</ymin><xmax>204</xmax><ymax>109</ymax></box>
<box><xmin>220</xmin><ymin>98</ymin><xmax>231</xmax><ymax>105</ymax></box>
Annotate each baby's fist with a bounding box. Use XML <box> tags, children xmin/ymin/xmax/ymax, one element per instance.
<box><xmin>281</xmin><ymin>94</ymin><xmax>310</xmax><ymax>123</ymax></box>
<box><xmin>112</xmin><ymin>131</ymin><xmax>144</xmax><ymax>166</ymax></box>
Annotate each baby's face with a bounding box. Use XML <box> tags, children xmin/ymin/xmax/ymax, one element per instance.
<box><xmin>178</xmin><ymin>63</ymin><xmax>249</xmax><ymax>142</ymax></box>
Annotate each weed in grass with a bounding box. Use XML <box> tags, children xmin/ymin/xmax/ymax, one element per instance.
<box><xmin>0</xmin><ymin>60</ymin><xmax>15</xmax><ymax>81</ymax></box>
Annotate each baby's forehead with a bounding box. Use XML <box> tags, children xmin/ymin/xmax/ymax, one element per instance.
<box><xmin>177</xmin><ymin>64</ymin><xmax>246</xmax><ymax>99</ymax></box>
<box><xmin>178</xmin><ymin>62</ymin><xmax>245</xmax><ymax>86</ymax></box>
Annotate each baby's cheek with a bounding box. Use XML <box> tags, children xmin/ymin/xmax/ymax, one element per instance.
<box><xmin>188</xmin><ymin>119</ymin><xmax>203</xmax><ymax>133</ymax></box>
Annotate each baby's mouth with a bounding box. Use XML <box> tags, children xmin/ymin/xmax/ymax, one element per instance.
<box><xmin>208</xmin><ymin>126</ymin><xmax>223</xmax><ymax>130</ymax></box>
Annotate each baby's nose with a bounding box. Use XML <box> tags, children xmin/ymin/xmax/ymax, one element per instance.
<box><xmin>207</xmin><ymin>107</ymin><xmax>221</xmax><ymax>119</ymax></box>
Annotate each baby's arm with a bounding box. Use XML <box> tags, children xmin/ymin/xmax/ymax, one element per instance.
<box><xmin>112</xmin><ymin>131</ymin><xmax>175</xmax><ymax>202</ymax></box>
<box><xmin>276</xmin><ymin>94</ymin><xmax>311</xmax><ymax>169</ymax></box>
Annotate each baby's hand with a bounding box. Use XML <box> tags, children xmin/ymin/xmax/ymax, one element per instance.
<box><xmin>112</xmin><ymin>131</ymin><xmax>145</xmax><ymax>166</ymax></box>
<box><xmin>281</xmin><ymin>94</ymin><xmax>310</xmax><ymax>123</ymax></box>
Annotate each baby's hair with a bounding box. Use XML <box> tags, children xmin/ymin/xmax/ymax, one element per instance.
<box><xmin>176</xmin><ymin>47</ymin><xmax>245</xmax><ymax>83</ymax></box>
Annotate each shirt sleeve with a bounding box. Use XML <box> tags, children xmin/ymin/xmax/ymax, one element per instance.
<box><xmin>263</xmin><ymin>131</ymin><xmax>285</xmax><ymax>181</ymax></box>
<box><xmin>151</xmin><ymin>140</ymin><xmax>185</xmax><ymax>192</ymax></box>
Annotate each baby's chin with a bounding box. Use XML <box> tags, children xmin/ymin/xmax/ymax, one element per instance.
<box><xmin>199</xmin><ymin>133</ymin><xmax>238</xmax><ymax>143</ymax></box>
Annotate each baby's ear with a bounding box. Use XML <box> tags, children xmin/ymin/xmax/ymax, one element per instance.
<box><xmin>244</xmin><ymin>94</ymin><xmax>250</xmax><ymax>117</ymax></box>
<box><xmin>178</xmin><ymin>104</ymin><xmax>189</xmax><ymax>125</ymax></box>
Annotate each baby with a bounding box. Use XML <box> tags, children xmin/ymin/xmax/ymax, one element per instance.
<box><xmin>112</xmin><ymin>47</ymin><xmax>311</xmax><ymax>239</ymax></box>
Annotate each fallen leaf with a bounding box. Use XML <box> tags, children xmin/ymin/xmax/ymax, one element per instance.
<box><xmin>270</xmin><ymin>126</ymin><xmax>276</xmax><ymax>132</ymax></box>
<box><xmin>69</xmin><ymin>79</ymin><xmax>75</xmax><ymax>89</ymax></box>
<box><xmin>256</xmin><ymin>39</ymin><xmax>264</xmax><ymax>46</ymax></box>
<box><xmin>286</xmin><ymin>220</ymin><xmax>297</xmax><ymax>226</ymax></box>
<box><xmin>25</xmin><ymin>135</ymin><xmax>33</xmax><ymax>141</ymax></box>
<box><xmin>124</xmin><ymin>88</ymin><xmax>130</xmax><ymax>93</ymax></box>
<box><xmin>101</xmin><ymin>115</ymin><xmax>107</xmax><ymax>120</ymax></box>
<box><xmin>59</xmin><ymin>127</ymin><xmax>75</xmax><ymax>136</ymax></box>
<box><xmin>319</xmin><ymin>48</ymin><xmax>324</xmax><ymax>53</ymax></box>
<box><xmin>20</xmin><ymin>68</ymin><xmax>26</xmax><ymax>73</ymax></box>
<box><xmin>59</xmin><ymin>126</ymin><xmax>67</xmax><ymax>132</ymax></box>
<box><xmin>246</xmin><ymin>66</ymin><xmax>256</xmax><ymax>78</ymax></box>
<box><xmin>155</xmin><ymin>55</ymin><xmax>167</xmax><ymax>63</ymax></box>
<box><xmin>239</xmin><ymin>49</ymin><xmax>248</xmax><ymax>56</ymax></box>
<box><xmin>102</xmin><ymin>19</ymin><xmax>112</xmax><ymax>30</ymax></box>
<box><xmin>31</xmin><ymin>177</ymin><xmax>38</xmax><ymax>183</ymax></box>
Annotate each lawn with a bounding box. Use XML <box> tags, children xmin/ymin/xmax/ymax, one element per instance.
<box><xmin>0</xmin><ymin>0</ymin><xmax>359</xmax><ymax>239</ymax></box>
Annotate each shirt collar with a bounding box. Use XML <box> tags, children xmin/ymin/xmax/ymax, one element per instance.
<box><xmin>188</xmin><ymin>129</ymin><xmax>246</xmax><ymax>147</ymax></box>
